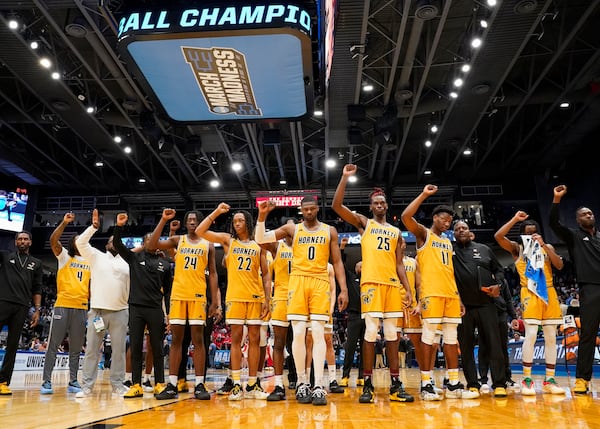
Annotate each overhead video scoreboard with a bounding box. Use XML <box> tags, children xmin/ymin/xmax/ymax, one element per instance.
<box><xmin>117</xmin><ymin>2</ymin><xmax>314</xmax><ymax>123</ymax></box>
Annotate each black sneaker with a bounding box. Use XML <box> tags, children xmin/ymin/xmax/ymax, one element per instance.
<box><xmin>390</xmin><ymin>381</ymin><xmax>414</xmax><ymax>402</ymax></box>
<box><xmin>311</xmin><ymin>385</ymin><xmax>327</xmax><ymax>406</ymax></box>
<box><xmin>267</xmin><ymin>385</ymin><xmax>286</xmax><ymax>401</ymax></box>
<box><xmin>359</xmin><ymin>383</ymin><xmax>375</xmax><ymax>403</ymax></box>
<box><xmin>155</xmin><ymin>382</ymin><xmax>178</xmax><ymax>400</ymax></box>
<box><xmin>288</xmin><ymin>381</ymin><xmax>297</xmax><ymax>390</ymax></box>
<box><xmin>194</xmin><ymin>382</ymin><xmax>210</xmax><ymax>400</ymax></box>
<box><xmin>329</xmin><ymin>380</ymin><xmax>345</xmax><ymax>393</ymax></box>
<box><xmin>142</xmin><ymin>379</ymin><xmax>153</xmax><ymax>393</ymax></box>
<box><xmin>123</xmin><ymin>380</ymin><xmax>133</xmax><ymax>388</ymax></box>
<box><xmin>295</xmin><ymin>383</ymin><xmax>312</xmax><ymax>404</ymax></box>
<box><xmin>217</xmin><ymin>377</ymin><xmax>234</xmax><ymax>395</ymax></box>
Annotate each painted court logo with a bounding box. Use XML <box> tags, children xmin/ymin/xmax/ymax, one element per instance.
<box><xmin>182</xmin><ymin>47</ymin><xmax>262</xmax><ymax>116</ymax></box>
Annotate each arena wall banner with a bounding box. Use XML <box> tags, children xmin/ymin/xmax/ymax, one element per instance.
<box><xmin>0</xmin><ymin>350</ymin><xmax>84</xmax><ymax>371</ymax></box>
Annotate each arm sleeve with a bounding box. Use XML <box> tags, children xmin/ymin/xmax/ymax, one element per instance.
<box><xmin>75</xmin><ymin>225</ymin><xmax>98</xmax><ymax>263</ymax></box>
<box><xmin>549</xmin><ymin>203</ymin><xmax>573</xmax><ymax>245</ymax></box>
<box><xmin>162</xmin><ymin>263</ymin><xmax>173</xmax><ymax>313</ymax></box>
<box><xmin>112</xmin><ymin>226</ymin><xmax>133</xmax><ymax>264</ymax></box>
<box><xmin>255</xmin><ymin>221</ymin><xmax>277</xmax><ymax>243</ymax></box>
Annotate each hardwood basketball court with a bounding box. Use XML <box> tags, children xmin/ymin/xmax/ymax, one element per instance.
<box><xmin>1</xmin><ymin>368</ymin><xmax>598</xmax><ymax>429</ymax></box>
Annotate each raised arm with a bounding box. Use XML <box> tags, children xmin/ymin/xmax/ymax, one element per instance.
<box><xmin>494</xmin><ymin>211</ymin><xmax>526</xmax><ymax>259</ymax></box>
<box><xmin>76</xmin><ymin>209</ymin><xmax>100</xmax><ymax>262</ymax></box>
<box><xmin>148</xmin><ymin>208</ymin><xmax>179</xmax><ymax>252</ymax></box>
<box><xmin>401</xmin><ymin>184</ymin><xmax>437</xmax><ymax>245</ymax></box>
<box><xmin>550</xmin><ymin>185</ymin><xmax>573</xmax><ymax>244</ymax></box>
<box><xmin>330</xmin><ymin>227</ymin><xmax>348</xmax><ymax>311</ymax></box>
<box><xmin>195</xmin><ymin>203</ymin><xmax>234</xmax><ymax>248</ymax></box>
<box><xmin>255</xmin><ymin>200</ymin><xmax>296</xmax><ymax>243</ymax></box>
<box><xmin>112</xmin><ymin>213</ymin><xmax>134</xmax><ymax>264</ymax></box>
<box><xmin>331</xmin><ymin>164</ymin><xmax>367</xmax><ymax>231</ymax></box>
<box><xmin>532</xmin><ymin>234</ymin><xmax>564</xmax><ymax>270</ymax></box>
<box><xmin>49</xmin><ymin>212</ymin><xmax>75</xmax><ymax>256</ymax></box>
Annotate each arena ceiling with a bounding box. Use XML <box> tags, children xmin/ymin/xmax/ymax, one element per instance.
<box><xmin>1</xmin><ymin>0</ymin><xmax>599</xmax><ymax>211</ymax></box>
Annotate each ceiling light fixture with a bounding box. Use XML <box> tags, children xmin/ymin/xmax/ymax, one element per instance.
<box><xmin>279</xmin><ymin>179</ymin><xmax>287</xmax><ymax>185</ymax></box>
<box><xmin>362</xmin><ymin>84</ymin><xmax>374</xmax><ymax>92</ymax></box>
<box><xmin>486</xmin><ymin>0</ymin><xmax>497</xmax><ymax>6</ymax></box>
<box><xmin>8</xmin><ymin>19</ymin><xmax>19</xmax><ymax>30</ymax></box>
<box><xmin>138</xmin><ymin>178</ymin><xmax>146</xmax><ymax>183</ymax></box>
<box><xmin>39</xmin><ymin>57</ymin><xmax>52</xmax><ymax>68</ymax></box>
<box><xmin>424</xmin><ymin>170</ymin><xmax>432</xmax><ymax>175</ymax></box>
<box><xmin>348</xmin><ymin>175</ymin><xmax>357</xmax><ymax>183</ymax></box>
<box><xmin>453</xmin><ymin>78</ymin><xmax>464</xmax><ymax>87</ymax></box>
<box><xmin>231</xmin><ymin>162</ymin><xmax>242</xmax><ymax>172</ymax></box>
<box><xmin>210</xmin><ymin>179</ymin><xmax>220</xmax><ymax>188</ymax></box>
<box><xmin>124</xmin><ymin>146</ymin><xmax>132</xmax><ymax>154</ymax></box>
<box><xmin>449</xmin><ymin>91</ymin><xmax>458</xmax><ymax>99</ymax></box>
<box><xmin>114</xmin><ymin>136</ymin><xmax>122</xmax><ymax>143</ymax></box>
<box><xmin>314</xmin><ymin>110</ymin><xmax>323</xmax><ymax>117</ymax></box>
<box><xmin>430</xmin><ymin>125</ymin><xmax>438</xmax><ymax>133</ymax></box>
<box><xmin>463</xmin><ymin>148</ymin><xmax>473</xmax><ymax>156</ymax></box>
<box><xmin>480</xmin><ymin>20</ymin><xmax>488</xmax><ymax>28</ymax></box>
<box><xmin>471</xmin><ymin>37</ymin><xmax>482</xmax><ymax>48</ymax></box>
<box><xmin>461</xmin><ymin>64</ymin><xmax>471</xmax><ymax>73</ymax></box>
<box><xmin>425</xmin><ymin>140</ymin><xmax>432</xmax><ymax>148</ymax></box>
<box><xmin>325</xmin><ymin>159</ymin><xmax>336</xmax><ymax>168</ymax></box>
<box><xmin>30</xmin><ymin>41</ymin><xmax>39</xmax><ymax>49</ymax></box>
<box><xmin>86</xmin><ymin>106</ymin><xmax>95</xmax><ymax>114</ymax></box>
<box><xmin>51</xmin><ymin>71</ymin><xmax>60</xmax><ymax>80</ymax></box>
<box><xmin>94</xmin><ymin>160</ymin><xmax>104</xmax><ymax>167</ymax></box>
<box><xmin>559</xmin><ymin>102</ymin><xmax>570</xmax><ymax>108</ymax></box>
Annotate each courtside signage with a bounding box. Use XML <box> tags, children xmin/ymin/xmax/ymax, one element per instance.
<box><xmin>117</xmin><ymin>2</ymin><xmax>314</xmax><ymax>123</ymax></box>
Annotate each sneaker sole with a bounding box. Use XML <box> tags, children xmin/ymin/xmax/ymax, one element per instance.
<box><xmin>390</xmin><ymin>395</ymin><xmax>415</xmax><ymax>402</ymax></box>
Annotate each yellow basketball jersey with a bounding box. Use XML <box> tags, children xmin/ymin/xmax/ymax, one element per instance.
<box><xmin>291</xmin><ymin>222</ymin><xmax>330</xmax><ymax>282</ymax></box>
<box><xmin>515</xmin><ymin>247</ymin><xmax>554</xmax><ymax>288</ymax></box>
<box><xmin>172</xmin><ymin>234</ymin><xmax>209</xmax><ymax>300</ymax></box>
<box><xmin>272</xmin><ymin>241</ymin><xmax>293</xmax><ymax>300</ymax></box>
<box><xmin>360</xmin><ymin>219</ymin><xmax>400</xmax><ymax>287</ymax></box>
<box><xmin>403</xmin><ymin>256</ymin><xmax>417</xmax><ymax>304</ymax></box>
<box><xmin>226</xmin><ymin>239</ymin><xmax>264</xmax><ymax>302</ymax></box>
<box><xmin>416</xmin><ymin>229</ymin><xmax>459</xmax><ymax>298</ymax></box>
<box><xmin>55</xmin><ymin>254</ymin><xmax>91</xmax><ymax>309</ymax></box>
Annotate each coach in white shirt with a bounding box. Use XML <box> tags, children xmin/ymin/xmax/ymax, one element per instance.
<box><xmin>75</xmin><ymin>209</ymin><xmax>130</xmax><ymax>397</ymax></box>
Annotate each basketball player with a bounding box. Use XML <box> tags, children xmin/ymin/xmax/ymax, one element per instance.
<box><xmin>495</xmin><ymin>211</ymin><xmax>565</xmax><ymax>395</ymax></box>
<box><xmin>401</xmin><ymin>185</ymin><xmax>473</xmax><ymax>400</ymax></box>
<box><xmin>195</xmin><ymin>203</ymin><xmax>271</xmax><ymax>400</ymax></box>
<box><xmin>255</xmin><ymin>197</ymin><xmax>349</xmax><ymax>406</ymax></box>
<box><xmin>261</xmin><ymin>219</ymin><xmax>295</xmax><ymax>401</ymax></box>
<box><xmin>148</xmin><ymin>209</ymin><xmax>220</xmax><ymax>400</ymax></box>
<box><xmin>41</xmin><ymin>212</ymin><xmax>90</xmax><ymax>395</ymax></box>
<box><xmin>332</xmin><ymin>164</ymin><xmax>414</xmax><ymax>403</ymax></box>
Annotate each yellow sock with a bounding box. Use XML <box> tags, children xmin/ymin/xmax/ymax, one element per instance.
<box><xmin>448</xmin><ymin>369</ymin><xmax>459</xmax><ymax>385</ymax></box>
<box><xmin>421</xmin><ymin>371</ymin><xmax>432</xmax><ymax>387</ymax></box>
<box><xmin>545</xmin><ymin>368</ymin><xmax>555</xmax><ymax>380</ymax></box>
<box><xmin>232</xmin><ymin>370</ymin><xmax>241</xmax><ymax>384</ymax></box>
<box><xmin>523</xmin><ymin>366</ymin><xmax>532</xmax><ymax>378</ymax></box>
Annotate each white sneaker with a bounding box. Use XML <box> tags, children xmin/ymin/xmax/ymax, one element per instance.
<box><xmin>420</xmin><ymin>384</ymin><xmax>442</xmax><ymax>401</ymax></box>
<box><xmin>75</xmin><ymin>387</ymin><xmax>92</xmax><ymax>398</ymax></box>
<box><xmin>507</xmin><ymin>380</ymin><xmax>521</xmax><ymax>394</ymax></box>
<box><xmin>479</xmin><ymin>384</ymin><xmax>491</xmax><ymax>395</ymax></box>
<box><xmin>112</xmin><ymin>385</ymin><xmax>128</xmax><ymax>396</ymax></box>
<box><xmin>245</xmin><ymin>383</ymin><xmax>269</xmax><ymax>400</ymax></box>
<box><xmin>228</xmin><ymin>384</ymin><xmax>243</xmax><ymax>401</ymax></box>
<box><xmin>521</xmin><ymin>378</ymin><xmax>536</xmax><ymax>396</ymax></box>
<box><xmin>542</xmin><ymin>378</ymin><xmax>565</xmax><ymax>395</ymax></box>
<box><xmin>461</xmin><ymin>387</ymin><xmax>480</xmax><ymax>399</ymax></box>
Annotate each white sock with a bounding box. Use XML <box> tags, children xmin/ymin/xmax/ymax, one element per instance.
<box><xmin>275</xmin><ymin>375</ymin><xmax>283</xmax><ymax>387</ymax></box>
<box><xmin>195</xmin><ymin>376</ymin><xmax>204</xmax><ymax>385</ymax></box>
<box><xmin>169</xmin><ymin>375</ymin><xmax>178</xmax><ymax>386</ymax></box>
<box><xmin>328</xmin><ymin>365</ymin><xmax>337</xmax><ymax>383</ymax></box>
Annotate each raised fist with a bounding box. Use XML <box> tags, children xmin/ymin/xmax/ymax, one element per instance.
<box><xmin>63</xmin><ymin>212</ymin><xmax>75</xmax><ymax>224</ymax></box>
<box><xmin>342</xmin><ymin>164</ymin><xmax>357</xmax><ymax>177</ymax></box>
<box><xmin>162</xmin><ymin>208</ymin><xmax>176</xmax><ymax>220</ymax></box>
<box><xmin>116</xmin><ymin>212</ymin><xmax>128</xmax><ymax>227</ymax></box>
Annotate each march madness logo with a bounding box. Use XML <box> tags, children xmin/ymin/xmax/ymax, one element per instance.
<box><xmin>182</xmin><ymin>47</ymin><xmax>262</xmax><ymax>116</ymax></box>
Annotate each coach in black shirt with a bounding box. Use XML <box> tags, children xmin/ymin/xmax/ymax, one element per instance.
<box><xmin>113</xmin><ymin>213</ymin><xmax>172</xmax><ymax>397</ymax></box>
<box><xmin>0</xmin><ymin>231</ymin><xmax>42</xmax><ymax>395</ymax></box>
<box><xmin>550</xmin><ymin>185</ymin><xmax>600</xmax><ymax>394</ymax></box>
<box><xmin>453</xmin><ymin>221</ymin><xmax>507</xmax><ymax>396</ymax></box>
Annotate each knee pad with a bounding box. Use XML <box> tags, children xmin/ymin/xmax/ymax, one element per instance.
<box><xmin>364</xmin><ymin>314</ymin><xmax>379</xmax><ymax>342</ymax></box>
<box><xmin>259</xmin><ymin>324</ymin><xmax>268</xmax><ymax>347</ymax></box>
<box><xmin>442</xmin><ymin>324</ymin><xmax>458</xmax><ymax>345</ymax></box>
<box><xmin>383</xmin><ymin>318</ymin><xmax>398</xmax><ymax>342</ymax></box>
<box><xmin>421</xmin><ymin>320</ymin><xmax>437</xmax><ymax>345</ymax></box>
